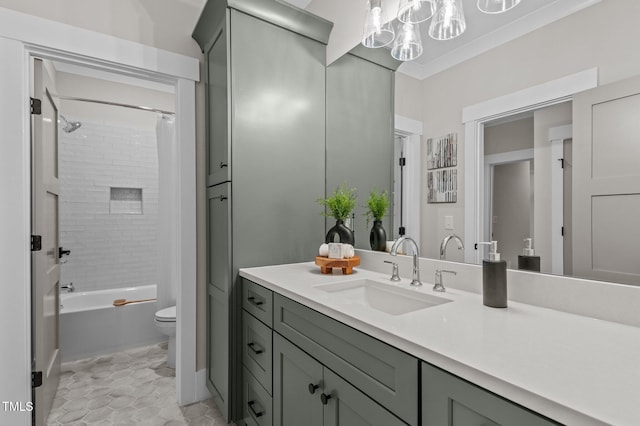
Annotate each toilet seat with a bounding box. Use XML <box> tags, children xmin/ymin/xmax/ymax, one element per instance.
<box><xmin>155</xmin><ymin>305</ymin><xmax>176</xmax><ymax>322</ymax></box>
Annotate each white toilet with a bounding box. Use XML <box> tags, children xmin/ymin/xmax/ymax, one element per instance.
<box><xmin>155</xmin><ymin>306</ymin><xmax>176</xmax><ymax>368</ymax></box>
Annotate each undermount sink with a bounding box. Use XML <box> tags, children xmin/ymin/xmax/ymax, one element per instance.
<box><xmin>314</xmin><ymin>279</ymin><xmax>451</xmax><ymax>315</ymax></box>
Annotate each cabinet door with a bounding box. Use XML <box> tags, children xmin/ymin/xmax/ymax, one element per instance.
<box><xmin>205</xmin><ymin>22</ymin><xmax>230</xmax><ymax>186</ymax></box>
<box><xmin>422</xmin><ymin>363</ymin><xmax>559</xmax><ymax>426</ymax></box>
<box><xmin>207</xmin><ymin>183</ymin><xmax>232</xmax><ymax>419</ymax></box>
<box><xmin>273</xmin><ymin>334</ymin><xmax>323</xmax><ymax>426</ymax></box>
<box><xmin>322</xmin><ymin>368</ymin><xmax>407</xmax><ymax>426</ymax></box>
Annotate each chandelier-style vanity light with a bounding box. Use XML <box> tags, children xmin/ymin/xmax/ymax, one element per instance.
<box><xmin>429</xmin><ymin>0</ymin><xmax>466</xmax><ymax>41</ymax></box>
<box><xmin>362</xmin><ymin>0</ymin><xmax>395</xmax><ymax>48</ymax></box>
<box><xmin>397</xmin><ymin>0</ymin><xmax>436</xmax><ymax>24</ymax></box>
<box><xmin>362</xmin><ymin>0</ymin><xmax>523</xmax><ymax>61</ymax></box>
<box><xmin>391</xmin><ymin>22</ymin><xmax>423</xmax><ymax>61</ymax></box>
<box><xmin>477</xmin><ymin>0</ymin><xmax>521</xmax><ymax>14</ymax></box>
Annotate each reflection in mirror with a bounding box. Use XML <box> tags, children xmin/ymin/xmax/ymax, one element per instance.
<box><xmin>481</xmin><ymin>103</ymin><xmax>573</xmax><ymax>276</ymax></box>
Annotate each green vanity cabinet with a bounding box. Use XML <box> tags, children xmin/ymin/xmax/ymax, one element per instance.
<box><xmin>194</xmin><ymin>0</ymin><xmax>332</xmax><ymax>420</ymax></box>
<box><xmin>274</xmin><ymin>334</ymin><xmax>406</xmax><ymax>426</ymax></box>
<box><xmin>273</xmin><ymin>294</ymin><xmax>418</xmax><ymax>425</ymax></box>
<box><xmin>421</xmin><ymin>363</ymin><xmax>560</xmax><ymax>426</ymax></box>
<box><xmin>206</xmin><ymin>183</ymin><xmax>231</xmax><ymax>412</ymax></box>
<box><xmin>273</xmin><ymin>334</ymin><xmax>323</xmax><ymax>426</ymax></box>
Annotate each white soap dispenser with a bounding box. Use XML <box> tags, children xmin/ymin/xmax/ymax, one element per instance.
<box><xmin>478</xmin><ymin>241</ymin><xmax>507</xmax><ymax>308</ymax></box>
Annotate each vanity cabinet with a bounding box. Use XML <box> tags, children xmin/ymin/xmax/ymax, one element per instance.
<box><xmin>274</xmin><ymin>333</ymin><xmax>406</xmax><ymax>426</ymax></box>
<box><xmin>421</xmin><ymin>363</ymin><xmax>559</xmax><ymax>426</ymax></box>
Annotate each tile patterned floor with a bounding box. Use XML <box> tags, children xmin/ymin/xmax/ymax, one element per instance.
<box><xmin>47</xmin><ymin>343</ymin><xmax>226</xmax><ymax>425</ymax></box>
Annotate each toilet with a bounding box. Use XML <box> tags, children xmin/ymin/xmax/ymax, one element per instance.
<box><xmin>155</xmin><ymin>306</ymin><xmax>176</xmax><ymax>368</ymax></box>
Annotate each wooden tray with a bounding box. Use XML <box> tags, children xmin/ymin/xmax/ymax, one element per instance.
<box><xmin>315</xmin><ymin>256</ymin><xmax>360</xmax><ymax>275</ymax></box>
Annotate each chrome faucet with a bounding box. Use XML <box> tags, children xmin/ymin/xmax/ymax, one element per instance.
<box><xmin>440</xmin><ymin>234</ymin><xmax>464</xmax><ymax>260</ymax></box>
<box><xmin>383</xmin><ymin>260</ymin><xmax>401</xmax><ymax>282</ymax></box>
<box><xmin>61</xmin><ymin>283</ymin><xmax>74</xmax><ymax>293</ymax></box>
<box><xmin>434</xmin><ymin>269</ymin><xmax>456</xmax><ymax>292</ymax></box>
<box><xmin>390</xmin><ymin>236</ymin><xmax>422</xmax><ymax>287</ymax></box>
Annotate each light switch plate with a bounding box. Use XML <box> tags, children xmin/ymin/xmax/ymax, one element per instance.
<box><xmin>445</xmin><ymin>215</ymin><xmax>454</xmax><ymax>230</ymax></box>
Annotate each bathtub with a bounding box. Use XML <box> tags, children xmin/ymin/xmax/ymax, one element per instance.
<box><xmin>60</xmin><ymin>284</ymin><xmax>166</xmax><ymax>362</ymax></box>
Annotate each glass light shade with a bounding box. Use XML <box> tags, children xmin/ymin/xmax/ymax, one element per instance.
<box><xmin>362</xmin><ymin>0</ymin><xmax>395</xmax><ymax>48</ymax></box>
<box><xmin>477</xmin><ymin>0</ymin><xmax>522</xmax><ymax>14</ymax></box>
<box><xmin>397</xmin><ymin>0</ymin><xmax>436</xmax><ymax>24</ymax></box>
<box><xmin>429</xmin><ymin>0</ymin><xmax>467</xmax><ymax>41</ymax></box>
<box><xmin>391</xmin><ymin>23</ymin><xmax>423</xmax><ymax>61</ymax></box>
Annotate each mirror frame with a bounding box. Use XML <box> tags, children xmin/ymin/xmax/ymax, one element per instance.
<box><xmin>462</xmin><ymin>68</ymin><xmax>599</xmax><ymax>264</ymax></box>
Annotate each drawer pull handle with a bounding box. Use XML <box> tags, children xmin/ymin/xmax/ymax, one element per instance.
<box><xmin>248</xmin><ymin>400</ymin><xmax>263</xmax><ymax>418</ymax></box>
<box><xmin>247</xmin><ymin>342</ymin><xmax>264</xmax><ymax>355</ymax></box>
<box><xmin>248</xmin><ymin>296</ymin><xmax>264</xmax><ymax>306</ymax></box>
<box><xmin>308</xmin><ymin>383</ymin><xmax>319</xmax><ymax>394</ymax></box>
<box><xmin>320</xmin><ymin>393</ymin><xmax>332</xmax><ymax>405</ymax></box>
<box><xmin>220</xmin><ymin>161</ymin><xmax>228</xmax><ymax>168</ymax></box>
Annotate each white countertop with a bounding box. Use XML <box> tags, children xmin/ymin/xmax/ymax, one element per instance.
<box><xmin>240</xmin><ymin>262</ymin><xmax>640</xmax><ymax>426</ymax></box>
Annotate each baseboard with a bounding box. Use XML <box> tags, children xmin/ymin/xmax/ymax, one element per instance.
<box><xmin>195</xmin><ymin>368</ymin><xmax>212</xmax><ymax>402</ymax></box>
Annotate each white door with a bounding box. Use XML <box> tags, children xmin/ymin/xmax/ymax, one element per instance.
<box><xmin>31</xmin><ymin>58</ymin><xmax>61</xmax><ymax>425</ymax></box>
<box><xmin>573</xmin><ymin>75</ymin><xmax>640</xmax><ymax>285</ymax></box>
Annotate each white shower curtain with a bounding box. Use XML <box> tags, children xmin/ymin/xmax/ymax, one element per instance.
<box><xmin>156</xmin><ymin>115</ymin><xmax>177</xmax><ymax>310</ymax></box>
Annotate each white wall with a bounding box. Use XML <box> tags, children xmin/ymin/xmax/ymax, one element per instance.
<box><xmin>59</xmin><ymin>121</ymin><xmax>158</xmax><ymax>293</ymax></box>
<box><xmin>409</xmin><ymin>0</ymin><xmax>640</xmax><ymax>260</ymax></box>
<box><xmin>0</xmin><ymin>0</ymin><xmax>203</xmax><ymax>59</ymax></box>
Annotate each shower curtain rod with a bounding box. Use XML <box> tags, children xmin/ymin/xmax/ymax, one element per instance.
<box><xmin>54</xmin><ymin>94</ymin><xmax>175</xmax><ymax>116</ymax></box>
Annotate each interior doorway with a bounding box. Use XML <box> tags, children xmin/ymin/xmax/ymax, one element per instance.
<box><xmin>0</xmin><ymin>12</ymin><xmax>199</xmax><ymax>425</ymax></box>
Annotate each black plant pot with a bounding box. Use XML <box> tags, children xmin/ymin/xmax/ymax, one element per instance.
<box><xmin>325</xmin><ymin>219</ymin><xmax>355</xmax><ymax>245</ymax></box>
<box><xmin>369</xmin><ymin>220</ymin><xmax>386</xmax><ymax>251</ymax></box>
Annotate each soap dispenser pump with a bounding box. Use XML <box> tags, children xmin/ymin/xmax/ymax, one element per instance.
<box><xmin>517</xmin><ymin>238</ymin><xmax>541</xmax><ymax>272</ymax></box>
<box><xmin>478</xmin><ymin>241</ymin><xmax>507</xmax><ymax>308</ymax></box>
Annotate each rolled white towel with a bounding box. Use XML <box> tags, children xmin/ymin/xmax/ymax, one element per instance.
<box><xmin>342</xmin><ymin>244</ymin><xmax>355</xmax><ymax>258</ymax></box>
<box><xmin>319</xmin><ymin>243</ymin><xmax>329</xmax><ymax>257</ymax></box>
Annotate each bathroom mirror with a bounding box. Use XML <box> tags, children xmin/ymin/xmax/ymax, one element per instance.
<box><xmin>387</xmin><ymin>1</ymin><xmax>640</xmax><ymax>287</ymax></box>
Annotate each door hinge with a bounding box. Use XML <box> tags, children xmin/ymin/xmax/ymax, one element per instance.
<box><xmin>30</xmin><ymin>97</ymin><xmax>42</xmax><ymax>115</ymax></box>
<box><xmin>558</xmin><ymin>158</ymin><xmax>564</xmax><ymax>169</ymax></box>
<box><xmin>399</xmin><ymin>157</ymin><xmax>406</xmax><ymax>167</ymax></box>
<box><xmin>32</xmin><ymin>371</ymin><xmax>43</xmax><ymax>388</ymax></box>
<box><xmin>31</xmin><ymin>235</ymin><xmax>42</xmax><ymax>252</ymax></box>
<box><xmin>561</xmin><ymin>226</ymin><xmax>565</xmax><ymax>237</ymax></box>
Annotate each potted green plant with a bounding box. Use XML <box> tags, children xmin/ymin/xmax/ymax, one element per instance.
<box><xmin>318</xmin><ymin>183</ymin><xmax>357</xmax><ymax>245</ymax></box>
<box><xmin>365</xmin><ymin>188</ymin><xmax>390</xmax><ymax>251</ymax></box>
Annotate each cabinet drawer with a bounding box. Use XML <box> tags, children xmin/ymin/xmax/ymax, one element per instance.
<box><xmin>422</xmin><ymin>363</ymin><xmax>560</xmax><ymax>426</ymax></box>
<box><xmin>243</xmin><ymin>310</ymin><xmax>273</xmax><ymax>394</ymax></box>
<box><xmin>274</xmin><ymin>294</ymin><xmax>418</xmax><ymax>425</ymax></box>
<box><xmin>242</xmin><ymin>368</ymin><xmax>273</xmax><ymax>426</ymax></box>
<box><xmin>243</xmin><ymin>279</ymin><xmax>273</xmax><ymax>327</ymax></box>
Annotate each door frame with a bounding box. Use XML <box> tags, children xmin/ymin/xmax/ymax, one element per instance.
<box><xmin>549</xmin><ymin>124</ymin><xmax>573</xmax><ymax>275</ymax></box>
<box><xmin>0</xmin><ymin>8</ymin><xmax>200</xmax><ymax>422</ymax></box>
<box><xmin>462</xmin><ymin>68</ymin><xmax>598</xmax><ymax>264</ymax></box>
<box><xmin>483</xmin><ymin>148</ymin><xmax>534</xmax><ymax>246</ymax></box>
<box><xmin>394</xmin><ymin>114</ymin><xmax>422</xmax><ymax>249</ymax></box>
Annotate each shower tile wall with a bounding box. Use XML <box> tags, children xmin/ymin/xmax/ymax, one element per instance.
<box><xmin>59</xmin><ymin>121</ymin><xmax>158</xmax><ymax>293</ymax></box>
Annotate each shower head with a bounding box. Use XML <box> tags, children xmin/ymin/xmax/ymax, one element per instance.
<box><xmin>59</xmin><ymin>115</ymin><xmax>82</xmax><ymax>133</ymax></box>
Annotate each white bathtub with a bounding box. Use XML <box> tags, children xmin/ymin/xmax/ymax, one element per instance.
<box><xmin>60</xmin><ymin>284</ymin><xmax>166</xmax><ymax>362</ymax></box>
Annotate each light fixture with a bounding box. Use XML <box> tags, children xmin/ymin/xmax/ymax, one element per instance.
<box><xmin>397</xmin><ymin>0</ymin><xmax>436</xmax><ymax>24</ymax></box>
<box><xmin>362</xmin><ymin>0</ymin><xmax>395</xmax><ymax>48</ymax></box>
<box><xmin>362</xmin><ymin>0</ymin><xmax>524</xmax><ymax>62</ymax></box>
<box><xmin>429</xmin><ymin>0</ymin><xmax>467</xmax><ymax>41</ymax></box>
<box><xmin>477</xmin><ymin>0</ymin><xmax>521</xmax><ymax>14</ymax></box>
<box><xmin>391</xmin><ymin>22</ymin><xmax>423</xmax><ymax>61</ymax></box>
